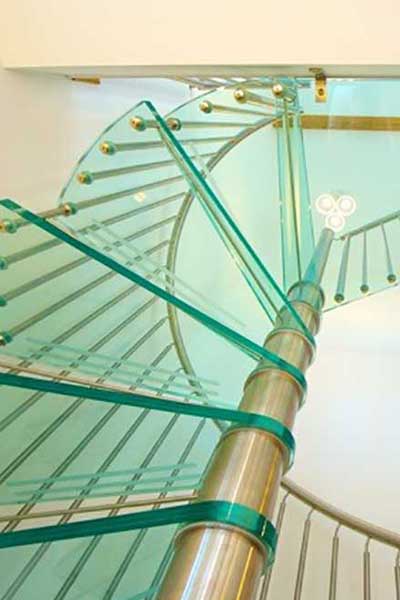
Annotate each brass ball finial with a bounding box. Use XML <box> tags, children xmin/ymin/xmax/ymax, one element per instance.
<box><xmin>234</xmin><ymin>88</ymin><xmax>246</xmax><ymax>103</ymax></box>
<box><xmin>100</xmin><ymin>141</ymin><xmax>116</xmax><ymax>155</ymax></box>
<box><xmin>0</xmin><ymin>220</ymin><xmax>17</xmax><ymax>234</ymax></box>
<box><xmin>199</xmin><ymin>100</ymin><xmax>212</xmax><ymax>114</ymax></box>
<box><xmin>272</xmin><ymin>83</ymin><xmax>284</xmax><ymax>98</ymax></box>
<box><xmin>130</xmin><ymin>117</ymin><xmax>146</xmax><ymax>131</ymax></box>
<box><xmin>0</xmin><ymin>331</ymin><xmax>12</xmax><ymax>345</ymax></box>
<box><xmin>334</xmin><ymin>293</ymin><xmax>344</xmax><ymax>304</ymax></box>
<box><xmin>0</xmin><ymin>257</ymin><xmax>8</xmax><ymax>270</ymax></box>
<box><xmin>77</xmin><ymin>171</ymin><xmax>93</xmax><ymax>185</ymax></box>
<box><xmin>62</xmin><ymin>203</ymin><xmax>77</xmax><ymax>217</ymax></box>
<box><xmin>167</xmin><ymin>118</ymin><xmax>182</xmax><ymax>131</ymax></box>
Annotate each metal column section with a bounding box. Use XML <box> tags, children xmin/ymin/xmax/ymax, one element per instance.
<box><xmin>156</xmin><ymin>229</ymin><xmax>334</xmax><ymax>600</ymax></box>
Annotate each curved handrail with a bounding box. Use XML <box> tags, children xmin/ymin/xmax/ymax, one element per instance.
<box><xmin>282</xmin><ymin>477</ymin><xmax>400</xmax><ymax>549</ymax></box>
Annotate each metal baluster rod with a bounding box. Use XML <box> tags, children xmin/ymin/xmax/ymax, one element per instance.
<box><xmin>334</xmin><ymin>236</ymin><xmax>351</xmax><ymax>303</ymax></box>
<box><xmin>329</xmin><ymin>524</ymin><xmax>341</xmax><ymax>600</ymax></box>
<box><xmin>199</xmin><ymin>100</ymin><xmax>272</xmax><ymax>118</ymax></box>
<box><xmin>363</xmin><ymin>538</ymin><xmax>371</xmax><ymax>600</ymax></box>
<box><xmin>155</xmin><ymin>228</ymin><xmax>333</xmax><ymax>600</ymax></box>
<box><xmin>77</xmin><ymin>152</ymin><xmax>214</xmax><ymax>185</ymax></box>
<box><xmin>381</xmin><ymin>224</ymin><xmax>397</xmax><ymax>283</ymax></box>
<box><xmin>361</xmin><ymin>231</ymin><xmax>369</xmax><ymax>294</ymax></box>
<box><xmin>100</xmin><ymin>136</ymin><xmax>233</xmax><ymax>154</ymax></box>
<box><xmin>395</xmin><ymin>550</ymin><xmax>400</xmax><ymax>600</ymax></box>
<box><xmin>294</xmin><ymin>509</ymin><xmax>314</xmax><ymax>600</ymax></box>
<box><xmin>0</xmin><ymin>203</ymin><xmax>75</xmax><ymax>234</ymax></box>
<box><xmin>259</xmin><ymin>492</ymin><xmax>290</xmax><ymax>599</ymax></box>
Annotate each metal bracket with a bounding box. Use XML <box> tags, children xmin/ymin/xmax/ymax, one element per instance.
<box><xmin>310</xmin><ymin>68</ymin><xmax>327</xmax><ymax>103</ymax></box>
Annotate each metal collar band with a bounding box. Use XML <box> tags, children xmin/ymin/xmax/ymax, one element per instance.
<box><xmin>244</xmin><ymin>364</ymin><xmax>306</xmax><ymax>408</ymax></box>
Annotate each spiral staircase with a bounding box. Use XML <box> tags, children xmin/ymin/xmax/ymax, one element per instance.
<box><xmin>0</xmin><ymin>77</ymin><xmax>399</xmax><ymax>599</ymax></box>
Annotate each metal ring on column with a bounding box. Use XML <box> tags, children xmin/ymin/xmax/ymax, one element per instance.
<box><xmin>174</xmin><ymin>500</ymin><xmax>278</xmax><ymax>566</ymax></box>
<box><xmin>244</xmin><ymin>364</ymin><xmax>306</xmax><ymax>408</ymax></box>
<box><xmin>276</xmin><ymin>300</ymin><xmax>321</xmax><ymax>336</ymax></box>
<box><xmin>220</xmin><ymin>415</ymin><xmax>296</xmax><ymax>472</ymax></box>
<box><xmin>287</xmin><ymin>280</ymin><xmax>325</xmax><ymax>312</ymax></box>
<box><xmin>264</xmin><ymin>326</ymin><xmax>317</xmax><ymax>365</ymax></box>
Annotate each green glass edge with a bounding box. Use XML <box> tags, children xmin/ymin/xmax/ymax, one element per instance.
<box><xmin>0</xmin><ymin>372</ymin><xmax>295</xmax><ymax>470</ymax></box>
<box><xmin>143</xmin><ymin>101</ymin><xmax>315</xmax><ymax>348</ymax></box>
<box><xmin>0</xmin><ymin>499</ymin><xmax>277</xmax><ymax>565</ymax></box>
<box><xmin>0</xmin><ymin>198</ymin><xmax>306</xmax><ymax>391</ymax></box>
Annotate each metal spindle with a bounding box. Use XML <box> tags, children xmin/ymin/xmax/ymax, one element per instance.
<box><xmin>360</xmin><ymin>231</ymin><xmax>369</xmax><ymax>293</ymax></box>
<box><xmin>334</xmin><ymin>236</ymin><xmax>351</xmax><ymax>303</ymax></box>
<box><xmin>381</xmin><ymin>224</ymin><xmax>397</xmax><ymax>283</ymax></box>
<box><xmin>363</xmin><ymin>538</ymin><xmax>372</xmax><ymax>600</ymax></box>
<box><xmin>8</xmin><ymin>221</ymin><xmax>174</xmax><ymax>336</ymax></box>
<box><xmin>259</xmin><ymin>493</ymin><xmax>290</xmax><ymax>599</ymax></box>
<box><xmin>234</xmin><ymin>88</ymin><xmax>277</xmax><ymax>109</ymax></box>
<box><xmin>0</xmin><ymin>203</ymin><xmax>75</xmax><ymax>234</ymax></box>
<box><xmin>100</xmin><ymin>136</ymin><xmax>233</xmax><ymax>154</ymax></box>
<box><xmin>4</xmin><ymin>197</ymin><xmax>176</xmax><ymax>266</ymax></box>
<box><xmin>199</xmin><ymin>100</ymin><xmax>272</xmax><ymax>118</ymax></box>
<box><xmin>165</xmin><ymin>118</ymin><xmax>254</xmax><ymax>129</ymax></box>
<box><xmin>294</xmin><ymin>509</ymin><xmax>314</xmax><ymax>600</ymax></box>
<box><xmin>77</xmin><ymin>152</ymin><xmax>214</xmax><ymax>185</ymax></box>
<box><xmin>329</xmin><ymin>524</ymin><xmax>341</xmax><ymax>600</ymax></box>
<box><xmin>77</xmin><ymin>174</ymin><xmax>184</xmax><ymax>211</ymax></box>
<box><xmin>395</xmin><ymin>550</ymin><xmax>400</xmax><ymax>600</ymax></box>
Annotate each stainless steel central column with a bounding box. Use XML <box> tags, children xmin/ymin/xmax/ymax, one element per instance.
<box><xmin>156</xmin><ymin>229</ymin><xmax>333</xmax><ymax>600</ymax></box>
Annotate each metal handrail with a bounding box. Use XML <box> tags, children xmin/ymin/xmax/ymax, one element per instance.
<box><xmin>281</xmin><ymin>477</ymin><xmax>400</xmax><ymax>549</ymax></box>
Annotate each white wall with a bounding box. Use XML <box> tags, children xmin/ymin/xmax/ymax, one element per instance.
<box><xmin>0</xmin><ymin>68</ymin><xmax>188</xmax><ymax>211</ymax></box>
<box><xmin>1</xmin><ymin>0</ymin><xmax>400</xmax><ymax>76</ymax></box>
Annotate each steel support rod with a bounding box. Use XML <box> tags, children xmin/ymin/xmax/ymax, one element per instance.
<box><xmin>293</xmin><ymin>509</ymin><xmax>313</xmax><ymax>600</ymax></box>
<box><xmin>361</xmin><ymin>231</ymin><xmax>369</xmax><ymax>294</ymax></box>
<box><xmin>259</xmin><ymin>492</ymin><xmax>289</xmax><ymax>599</ymax></box>
<box><xmin>363</xmin><ymin>538</ymin><xmax>372</xmax><ymax>600</ymax></box>
<box><xmin>334</xmin><ymin>235</ymin><xmax>351</xmax><ymax>303</ymax></box>
<box><xmin>395</xmin><ymin>550</ymin><xmax>400</xmax><ymax>600</ymax></box>
<box><xmin>155</xmin><ymin>228</ymin><xmax>333</xmax><ymax>600</ymax></box>
<box><xmin>329</xmin><ymin>525</ymin><xmax>341</xmax><ymax>600</ymax></box>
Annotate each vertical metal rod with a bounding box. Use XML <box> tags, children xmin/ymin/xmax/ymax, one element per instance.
<box><xmin>334</xmin><ymin>236</ymin><xmax>351</xmax><ymax>303</ymax></box>
<box><xmin>361</xmin><ymin>231</ymin><xmax>369</xmax><ymax>293</ymax></box>
<box><xmin>155</xmin><ymin>228</ymin><xmax>333</xmax><ymax>600</ymax></box>
<box><xmin>363</xmin><ymin>538</ymin><xmax>371</xmax><ymax>600</ymax></box>
<box><xmin>303</xmin><ymin>228</ymin><xmax>333</xmax><ymax>285</ymax></box>
<box><xmin>259</xmin><ymin>493</ymin><xmax>290</xmax><ymax>599</ymax></box>
<box><xmin>395</xmin><ymin>550</ymin><xmax>400</xmax><ymax>600</ymax></box>
<box><xmin>282</xmin><ymin>102</ymin><xmax>302</xmax><ymax>282</ymax></box>
<box><xmin>381</xmin><ymin>224</ymin><xmax>396</xmax><ymax>283</ymax></box>
<box><xmin>329</xmin><ymin>524</ymin><xmax>341</xmax><ymax>600</ymax></box>
<box><xmin>293</xmin><ymin>509</ymin><xmax>313</xmax><ymax>600</ymax></box>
